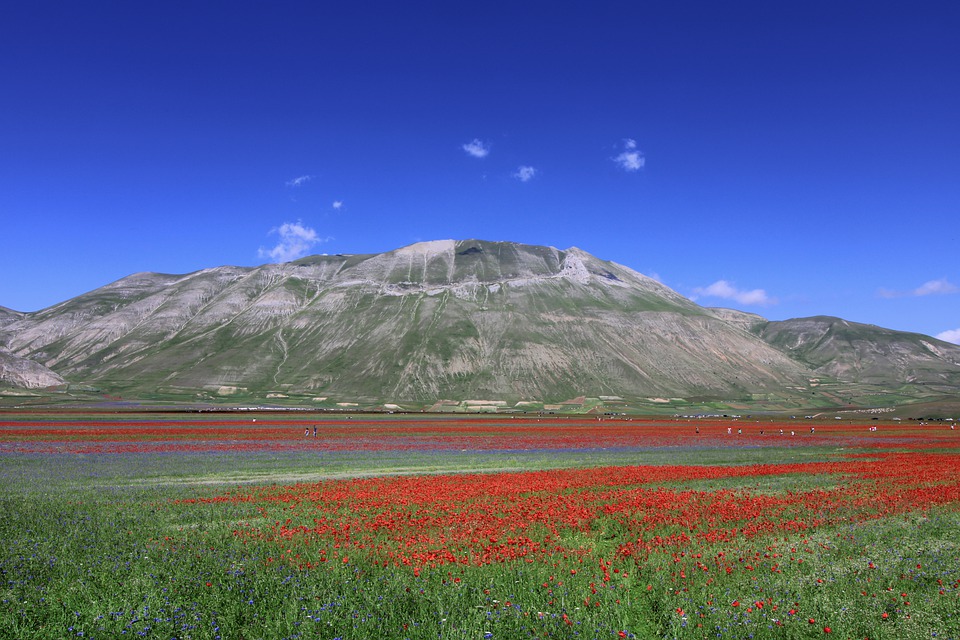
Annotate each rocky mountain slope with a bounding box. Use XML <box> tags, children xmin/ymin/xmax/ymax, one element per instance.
<box><xmin>0</xmin><ymin>348</ymin><xmax>65</xmax><ymax>389</ymax></box>
<box><xmin>0</xmin><ymin>306</ymin><xmax>23</xmax><ymax>329</ymax></box>
<box><xmin>2</xmin><ymin>240</ymin><xmax>959</xmax><ymax>407</ymax></box>
<box><xmin>754</xmin><ymin>316</ymin><xmax>960</xmax><ymax>389</ymax></box>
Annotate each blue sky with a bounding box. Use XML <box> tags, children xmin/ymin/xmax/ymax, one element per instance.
<box><xmin>2</xmin><ymin>1</ymin><xmax>958</xmax><ymax>342</ymax></box>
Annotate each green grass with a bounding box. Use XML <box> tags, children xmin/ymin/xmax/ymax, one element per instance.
<box><xmin>2</xmin><ymin>427</ymin><xmax>959</xmax><ymax>639</ymax></box>
<box><xmin>2</xmin><ymin>486</ymin><xmax>958</xmax><ymax>639</ymax></box>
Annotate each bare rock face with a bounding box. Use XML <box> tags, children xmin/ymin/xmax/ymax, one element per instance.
<box><xmin>1</xmin><ymin>240</ymin><xmax>958</xmax><ymax>403</ymax></box>
<box><xmin>0</xmin><ymin>348</ymin><xmax>65</xmax><ymax>389</ymax></box>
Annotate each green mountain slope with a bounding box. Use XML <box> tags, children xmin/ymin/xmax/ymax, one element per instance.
<box><xmin>3</xmin><ymin>241</ymin><xmax>959</xmax><ymax>408</ymax></box>
<box><xmin>1</xmin><ymin>240</ymin><xmax>817</xmax><ymax>402</ymax></box>
<box><xmin>754</xmin><ymin>316</ymin><xmax>960</xmax><ymax>389</ymax></box>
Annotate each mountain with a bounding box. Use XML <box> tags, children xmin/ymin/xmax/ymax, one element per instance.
<box><xmin>2</xmin><ymin>239</ymin><xmax>959</xmax><ymax>410</ymax></box>
<box><xmin>0</xmin><ymin>307</ymin><xmax>67</xmax><ymax>390</ymax></box>
<box><xmin>754</xmin><ymin>316</ymin><xmax>960</xmax><ymax>389</ymax></box>
<box><xmin>0</xmin><ymin>348</ymin><xmax>65</xmax><ymax>389</ymax></box>
<box><xmin>0</xmin><ymin>305</ymin><xmax>23</xmax><ymax>329</ymax></box>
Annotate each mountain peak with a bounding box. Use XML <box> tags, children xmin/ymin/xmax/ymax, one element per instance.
<box><xmin>393</xmin><ymin>239</ymin><xmax>457</xmax><ymax>256</ymax></box>
<box><xmin>2</xmin><ymin>239</ymin><xmax>959</xmax><ymax>409</ymax></box>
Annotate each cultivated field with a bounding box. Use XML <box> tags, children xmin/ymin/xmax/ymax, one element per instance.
<box><xmin>1</xmin><ymin>412</ymin><xmax>959</xmax><ymax>639</ymax></box>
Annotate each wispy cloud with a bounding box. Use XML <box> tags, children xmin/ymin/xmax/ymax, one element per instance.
<box><xmin>462</xmin><ymin>139</ymin><xmax>490</xmax><ymax>158</ymax></box>
<box><xmin>285</xmin><ymin>175</ymin><xmax>313</xmax><ymax>188</ymax></box>
<box><xmin>936</xmin><ymin>328</ymin><xmax>960</xmax><ymax>345</ymax></box>
<box><xmin>691</xmin><ymin>280</ymin><xmax>775</xmax><ymax>306</ymax></box>
<box><xmin>257</xmin><ymin>221</ymin><xmax>326</xmax><ymax>263</ymax></box>
<box><xmin>878</xmin><ymin>278</ymin><xmax>959</xmax><ymax>299</ymax></box>
<box><xmin>913</xmin><ymin>278</ymin><xmax>958</xmax><ymax>295</ymax></box>
<box><xmin>613</xmin><ymin>138</ymin><xmax>645</xmax><ymax>172</ymax></box>
<box><xmin>513</xmin><ymin>165</ymin><xmax>537</xmax><ymax>182</ymax></box>
<box><xmin>332</xmin><ymin>200</ymin><xmax>343</xmax><ymax>210</ymax></box>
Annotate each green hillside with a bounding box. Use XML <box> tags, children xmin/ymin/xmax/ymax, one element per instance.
<box><xmin>2</xmin><ymin>241</ymin><xmax>959</xmax><ymax>412</ymax></box>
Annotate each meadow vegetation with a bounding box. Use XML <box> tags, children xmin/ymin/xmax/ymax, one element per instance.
<box><xmin>1</xmin><ymin>412</ymin><xmax>958</xmax><ymax>639</ymax></box>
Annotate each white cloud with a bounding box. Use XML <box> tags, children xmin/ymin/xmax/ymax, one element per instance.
<box><xmin>914</xmin><ymin>278</ymin><xmax>958</xmax><ymax>296</ymax></box>
<box><xmin>936</xmin><ymin>328</ymin><xmax>960</xmax><ymax>345</ymax></box>
<box><xmin>513</xmin><ymin>165</ymin><xmax>537</xmax><ymax>182</ymax></box>
<box><xmin>691</xmin><ymin>280</ymin><xmax>775</xmax><ymax>306</ymax></box>
<box><xmin>615</xmin><ymin>151</ymin><xmax>645</xmax><ymax>171</ymax></box>
<box><xmin>462</xmin><ymin>139</ymin><xmax>490</xmax><ymax>158</ymax></box>
<box><xmin>613</xmin><ymin>138</ymin><xmax>644</xmax><ymax>171</ymax></box>
<box><xmin>285</xmin><ymin>175</ymin><xmax>313</xmax><ymax>187</ymax></box>
<box><xmin>257</xmin><ymin>221</ymin><xmax>326</xmax><ymax>263</ymax></box>
<box><xmin>332</xmin><ymin>200</ymin><xmax>343</xmax><ymax>210</ymax></box>
<box><xmin>878</xmin><ymin>278</ymin><xmax>958</xmax><ymax>298</ymax></box>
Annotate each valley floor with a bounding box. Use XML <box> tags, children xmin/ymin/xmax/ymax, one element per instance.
<box><xmin>2</xmin><ymin>412</ymin><xmax>959</xmax><ymax>638</ymax></box>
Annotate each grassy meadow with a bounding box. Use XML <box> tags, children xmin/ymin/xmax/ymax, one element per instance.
<box><xmin>1</xmin><ymin>411</ymin><xmax>959</xmax><ymax>639</ymax></box>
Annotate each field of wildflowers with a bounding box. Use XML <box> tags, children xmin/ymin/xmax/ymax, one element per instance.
<box><xmin>1</xmin><ymin>411</ymin><xmax>959</xmax><ymax>639</ymax></box>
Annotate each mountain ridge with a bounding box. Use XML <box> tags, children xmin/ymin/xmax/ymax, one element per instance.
<box><xmin>2</xmin><ymin>239</ymin><xmax>959</xmax><ymax>412</ymax></box>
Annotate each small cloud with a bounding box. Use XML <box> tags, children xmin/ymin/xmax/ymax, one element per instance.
<box><xmin>914</xmin><ymin>278</ymin><xmax>958</xmax><ymax>296</ymax></box>
<box><xmin>613</xmin><ymin>138</ymin><xmax>645</xmax><ymax>172</ymax></box>
<box><xmin>462</xmin><ymin>139</ymin><xmax>490</xmax><ymax>158</ymax></box>
<box><xmin>878</xmin><ymin>278</ymin><xmax>958</xmax><ymax>298</ymax></box>
<box><xmin>257</xmin><ymin>220</ymin><xmax>327</xmax><ymax>263</ymax></box>
<box><xmin>936</xmin><ymin>328</ymin><xmax>960</xmax><ymax>345</ymax></box>
<box><xmin>332</xmin><ymin>200</ymin><xmax>343</xmax><ymax>210</ymax></box>
<box><xmin>513</xmin><ymin>165</ymin><xmax>537</xmax><ymax>182</ymax></box>
<box><xmin>285</xmin><ymin>175</ymin><xmax>313</xmax><ymax>188</ymax></box>
<box><xmin>692</xmin><ymin>279</ymin><xmax>775</xmax><ymax>306</ymax></box>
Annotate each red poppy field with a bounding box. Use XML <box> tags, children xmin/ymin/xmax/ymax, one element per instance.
<box><xmin>1</xmin><ymin>412</ymin><xmax>959</xmax><ymax>639</ymax></box>
<box><xmin>0</xmin><ymin>413</ymin><xmax>950</xmax><ymax>454</ymax></box>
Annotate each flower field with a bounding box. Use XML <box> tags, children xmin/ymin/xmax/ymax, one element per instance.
<box><xmin>1</xmin><ymin>412</ymin><xmax>959</xmax><ymax>639</ymax></box>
